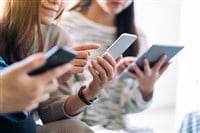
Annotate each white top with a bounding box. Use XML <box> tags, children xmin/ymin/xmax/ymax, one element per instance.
<box><xmin>59</xmin><ymin>10</ymin><xmax>152</xmax><ymax>130</ymax></box>
<box><xmin>59</xmin><ymin>11</ymin><xmax>116</xmax><ymax>57</ymax></box>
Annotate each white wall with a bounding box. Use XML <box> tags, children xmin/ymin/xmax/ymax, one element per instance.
<box><xmin>135</xmin><ymin>0</ymin><xmax>182</xmax><ymax>109</ymax></box>
<box><xmin>127</xmin><ymin>1</ymin><xmax>182</xmax><ymax>131</ymax></box>
<box><xmin>176</xmin><ymin>0</ymin><xmax>200</xmax><ymax>129</ymax></box>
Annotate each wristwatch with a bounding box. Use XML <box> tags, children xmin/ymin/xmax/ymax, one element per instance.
<box><xmin>78</xmin><ymin>85</ymin><xmax>97</xmax><ymax>105</ymax></box>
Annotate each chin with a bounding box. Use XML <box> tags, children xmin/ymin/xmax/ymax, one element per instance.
<box><xmin>109</xmin><ymin>8</ymin><xmax>122</xmax><ymax>15</ymax></box>
<box><xmin>41</xmin><ymin>18</ymin><xmax>54</xmax><ymax>25</ymax></box>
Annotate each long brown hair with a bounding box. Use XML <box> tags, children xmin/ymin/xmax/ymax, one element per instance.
<box><xmin>0</xmin><ymin>0</ymin><xmax>44</xmax><ymax>64</ymax></box>
<box><xmin>70</xmin><ymin>0</ymin><xmax>140</xmax><ymax>56</ymax></box>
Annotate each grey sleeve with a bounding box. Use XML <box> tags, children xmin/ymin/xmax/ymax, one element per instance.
<box><xmin>123</xmin><ymin>86</ymin><xmax>153</xmax><ymax>114</ymax></box>
<box><xmin>123</xmin><ymin>80</ymin><xmax>152</xmax><ymax>114</ymax></box>
<box><xmin>37</xmin><ymin>82</ymin><xmax>76</xmax><ymax>124</ymax></box>
<box><xmin>37</xmin><ymin>24</ymin><xmax>78</xmax><ymax>124</ymax></box>
<box><xmin>42</xmin><ymin>24</ymin><xmax>72</xmax><ymax>52</ymax></box>
<box><xmin>37</xmin><ymin>95</ymin><xmax>69</xmax><ymax>123</ymax></box>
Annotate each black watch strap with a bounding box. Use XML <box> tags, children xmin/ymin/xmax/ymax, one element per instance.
<box><xmin>78</xmin><ymin>86</ymin><xmax>96</xmax><ymax>105</ymax></box>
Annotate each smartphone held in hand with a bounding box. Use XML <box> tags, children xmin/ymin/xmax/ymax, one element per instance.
<box><xmin>120</xmin><ymin>44</ymin><xmax>184</xmax><ymax>79</ymax></box>
<box><xmin>102</xmin><ymin>33</ymin><xmax>137</xmax><ymax>59</ymax></box>
<box><xmin>29</xmin><ymin>46</ymin><xmax>76</xmax><ymax>76</ymax></box>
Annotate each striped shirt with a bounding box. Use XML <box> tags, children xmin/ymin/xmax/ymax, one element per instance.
<box><xmin>179</xmin><ymin>111</ymin><xmax>200</xmax><ymax>133</ymax></box>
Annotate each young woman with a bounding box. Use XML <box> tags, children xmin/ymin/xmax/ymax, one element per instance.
<box><xmin>0</xmin><ymin>0</ymin><xmax>117</xmax><ymax>132</ymax></box>
<box><xmin>59</xmin><ymin>0</ymin><xmax>170</xmax><ymax>131</ymax></box>
<box><xmin>0</xmin><ymin>1</ymin><xmax>70</xmax><ymax>132</ymax></box>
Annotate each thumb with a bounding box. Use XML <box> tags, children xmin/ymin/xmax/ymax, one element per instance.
<box><xmin>16</xmin><ymin>53</ymin><xmax>46</xmax><ymax>74</ymax></box>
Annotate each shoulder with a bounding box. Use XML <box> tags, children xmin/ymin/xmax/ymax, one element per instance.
<box><xmin>41</xmin><ymin>24</ymin><xmax>67</xmax><ymax>37</ymax></box>
<box><xmin>59</xmin><ymin>10</ymin><xmax>116</xmax><ymax>36</ymax></box>
<box><xmin>41</xmin><ymin>24</ymin><xmax>71</xmax><ymax>50</ymax></box>
<box><xmin>58</xmin><ymin>10</ymin><xmax>83</xmax><ymax>26</ymax></box>
<box><xmin>61</xmin><ymin>10</ymin><xmax>84</xmax><ymax>21</ymax></box>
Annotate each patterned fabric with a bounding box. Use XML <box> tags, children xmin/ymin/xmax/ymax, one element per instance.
<box><xmin>179</xmin><ymin>111</ymin><xmax>200</xmax><ymax>133</ymax></box>
<box><xmin>59</xmin><ymin>10</ymin><xmax>152</xmax><ymax>130</ymax></box>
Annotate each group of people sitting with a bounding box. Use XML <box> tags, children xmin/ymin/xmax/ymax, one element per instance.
<box><xmin>1</xmin><ymin>0</ymin><xmax>196</xmax><ymax>133</ymax></box>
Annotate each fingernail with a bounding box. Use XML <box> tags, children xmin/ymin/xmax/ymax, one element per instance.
<box><xmin>144</xmin><ymin>58</ymin><xmax>148</xmax><ymax>62</ymax></box>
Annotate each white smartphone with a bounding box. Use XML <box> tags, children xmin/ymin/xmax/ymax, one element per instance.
<box><xmin>102</xmin><ymin>33</ymin><xmax>137</xmax><ymax>59</ymax></box>
<box><xmin>119</xmin><ymin>44</ymin><xmax>184</xmax><ymax>79</ymax></box>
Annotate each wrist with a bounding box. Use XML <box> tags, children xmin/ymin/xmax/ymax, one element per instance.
<box><xmin>78</xmin><ymin>86</ymin><xmax>97</xmax><ymax>105</ymax></box>
<box><xmin>139</xmin><ymin>87</ymin><xmax>154</xmax><ymax>101</ymax></box>
<box><xmin>83</xmin><ymin>87</ymin><xmax>97</xmax><ymax>101</ymax></box>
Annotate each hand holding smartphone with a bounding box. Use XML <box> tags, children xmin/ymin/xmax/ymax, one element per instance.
<box><xmin>29</xmin><ymin>46</ymin><xmax>76</xmax><ymax>76</ymax></box>
<box><xmin>102</xmin><ymin>33</ymin><xmax>137</xmax><ymax>59</ymax></box>
<box><xmin>119</xmin><ymin>44</ymin><xmax>184</xmax><ymax>79</ymax></box>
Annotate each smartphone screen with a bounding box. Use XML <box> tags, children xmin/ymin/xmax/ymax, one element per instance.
<box><xmin>29</xmin><ymin>46</ymin><xmax>76</xmax><ymax>76</ymax></box>
<box><xmin>119</xmin><ymin>44</ymin><xmax>184</xmax><ymax>79</ymax></box>
<box><xmin>103</xmin><ymin>33</ymin><xmax>137</xmax><ymax>59</ymax></box>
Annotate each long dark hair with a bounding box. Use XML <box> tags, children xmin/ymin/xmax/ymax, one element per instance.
<box><xmin>0</xmin><ymin>0</ymin><xmax>44</xmax><ymax>64</ymax></box>
<box><xmin>70</xmin><ymin>0</ymin><xmax>140</xmax><ymax>56</ymax></box>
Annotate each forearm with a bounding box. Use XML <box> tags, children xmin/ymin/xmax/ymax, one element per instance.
<box><xmin>64</xmin><ymin>86</ymin><xmax>97</xmax><ymax>116</ymax></box>
<box><xmin>139</xmin><ymin>87</ymin><xmax>154</xmax><ymax>101</ymax></box>
<box><xmin>124</xmin><ymin>86</ymin><xmax>153</xmax><ymax>114</ymax></box>
<box><xmin>64</xmin><ymin>94</ymin><xmax>86</xmax><ymax>116</ymax></box>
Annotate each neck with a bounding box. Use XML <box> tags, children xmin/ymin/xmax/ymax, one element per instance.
<box><xmin>81</xmin><ymin>4</ymin><xmax>115</xmax><ymax>26</ymax></box>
